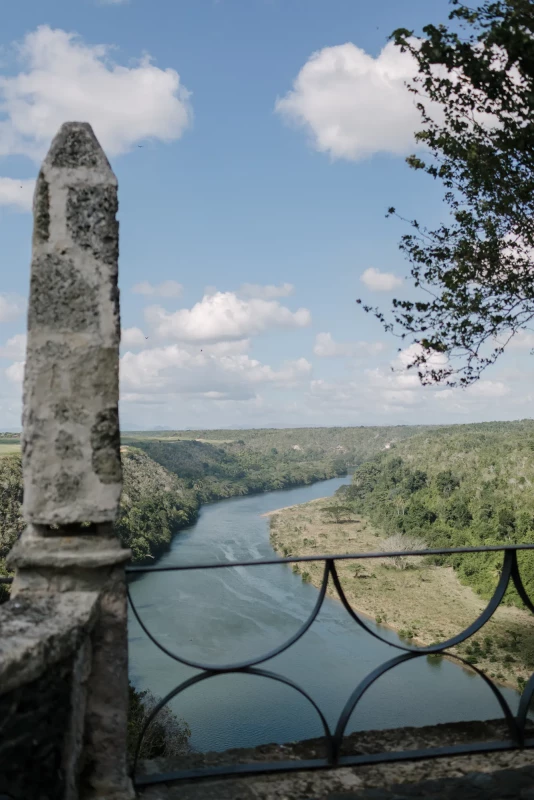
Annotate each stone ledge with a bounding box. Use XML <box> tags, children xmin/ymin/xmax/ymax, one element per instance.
<box><xmin>0</xmin><ymin>591</ymin><xmax>99</xmax><ymax>694</ymax></box>
<box><xmin>7</xmin><ymin>533</ymin><xmax>131</xmax><ymax>570</ymax></box>
<box><xmin>136</xmin><ymin>719</ymin><xmax>534</xmax><ymax>800</ymax></box>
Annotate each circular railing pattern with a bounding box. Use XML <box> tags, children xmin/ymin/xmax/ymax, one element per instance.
<box><xmin>126</xmin><ymin>544</ymin><xmax>534</xmax><ymax>787</ymax></box>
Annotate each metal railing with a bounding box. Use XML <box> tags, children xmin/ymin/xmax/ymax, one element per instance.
<box><xmin>126</xmin><ymin>543</ymin><xmax>534</xmax><ymax>788</ymax></box>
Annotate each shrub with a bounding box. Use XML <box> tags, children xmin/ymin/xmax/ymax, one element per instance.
<box><xmin>379</xmin><ymin>533</ymin><xmax>427</xmax><ymax>570</ymax></box>
<box><xmin>127</xmin><ymin>684</ymin><xmax>191</xmax><ymax>763</ymax></box>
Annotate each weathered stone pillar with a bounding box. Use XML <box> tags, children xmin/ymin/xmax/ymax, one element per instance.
<box><xmin>7</xmin><ymin>122</ymin><xmax>134</xmax><ymax>800</ymax></box>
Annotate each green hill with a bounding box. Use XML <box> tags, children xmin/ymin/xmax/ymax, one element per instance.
<box><xmin>341</xmin><ymin>419</ymin><xmax>534</xmax><ymax>606</ymax></box>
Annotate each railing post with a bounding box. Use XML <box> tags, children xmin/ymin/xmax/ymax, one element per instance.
<box><xmin>7</xmin><ymin>122</ymin><xmax>134</xmax><ymax>800</ymax></box>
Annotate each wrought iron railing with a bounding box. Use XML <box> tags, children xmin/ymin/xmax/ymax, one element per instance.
<box><xmin>126</xmin><ymin>543</ymin><xmax>534</xmax><ymax>788</ymax></box>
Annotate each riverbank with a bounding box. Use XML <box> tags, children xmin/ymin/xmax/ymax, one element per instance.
<box><xmin>268</xmin><ymin>497</ymin><xmax>534</xmax><ymax>690</ymax></box>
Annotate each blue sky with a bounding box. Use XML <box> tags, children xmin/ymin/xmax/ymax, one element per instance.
<box><xmin>0</xmin><ymin>0</ymin><xmax>531</xmax><ymax>430</ymax></box>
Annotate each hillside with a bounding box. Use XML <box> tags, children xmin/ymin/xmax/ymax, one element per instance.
<box><xmin>121</xmin><ymin>424</ymin><xmax>428</xmax><ymax>469</ymax></box>
<box><xmin>0</xmin><ymin>448</ymin><xmax>200</xmax><ymax>590</ymax></box>
<box><xmin>129</xmin><ymin>438</ymin><xmax>346</xmax><ymax>501</ymax></box>
<box><xmin>340</xmin><ymin>419</ymin><xmax>534</xmax><ymax>606</ymax></box>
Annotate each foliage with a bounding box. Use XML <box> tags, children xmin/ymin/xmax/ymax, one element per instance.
<box><xmin>130</xmin><ymin>438</ymin><xmax>348</xmax><ymax>501</ymax></box>
<box><xmin>112</xmin><ymin>447</ymin><xmax>199</xmax><ymax>563</ymax></box>
<box><xmin>344</xmin><ymin>419</ymin><xmax>534</xmax><ymax>605</ymax></box>
<box><xmin>359</xmin><ymin>0</ymin><xmax>534</xmax><ymax>385</ymax></box>
<box><xmin>322</xmin><ymin>504</ymin><xmax>354</xmax><ymax>524</ymax></box>
<box><xmin>0</xmin><ymin>455</ymin><xmax>24</xmax><ymax>601</ymax></box>
<box><xmin>127</xmin><ymin>683</ymin><xmax>191</xmax><ymax>762</ymax></box>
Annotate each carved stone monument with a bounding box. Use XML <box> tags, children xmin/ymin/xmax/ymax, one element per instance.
<box><xmin>7</xmin><ymin>122</ymin><xmax>134</xmax><ymax>800</ymax></box>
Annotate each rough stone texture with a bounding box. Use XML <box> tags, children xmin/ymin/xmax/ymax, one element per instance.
<box><xmin>0</xmin><ymin>592</ymin><xmax>98</xmax><ymax>695</ymax></box>
<box><xmin>0</xmin><ymin>655</ymin><xmax>74</xmax><ymax>800</ymax></box>
<box><xmin>79</xmin><ymin>566</ymin><xmax>134</xmax><ymax>800</ymax></box>
<box><xmin>9</xmin><ymin>122</ymin><xmax>134</xmax><ymax>800</ymax></box>
<box><xmin>22</xmin><ymin>121</ymin><xmax>122</xmax><ymax>526</ymax></box>
<box><xmin>7</xmin><ymin>524</ymin><xmax>132</xmax><ymax>576</ymax></box>
<box><xmin>0</xmin><ymin>593</ymin><xmax>97</xmax><ymax>800</ymax></box>
<box><xmin>136</xmin><ymin>720</ymin><xmax>534</xmax><ymax>800</ymax></box>
<box><xmin>8</xmin><ymin>540</ymin><xmax>135</xmax><ymax>800</ymax></box>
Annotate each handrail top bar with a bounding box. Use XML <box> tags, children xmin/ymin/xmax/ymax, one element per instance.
<box><xmin>125</xmin><ymin>542</ymin><xmax>534</xmax><ymax>573</ymax></box>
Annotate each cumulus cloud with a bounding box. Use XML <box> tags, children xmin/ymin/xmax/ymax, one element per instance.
<box><xmin>145</xmin><ymin>291</ymin><xmax>311</xmax><ymax>343</ymax></box>
<box><xmin>465</xmin><ymin>380</ymin><xmax>510</xmax><ymax>399</ymax></box>
<box><xmin>5</xmin><ymin>361</ymin><xmax>24</xmax><ymax>384</ymax></box>
<box><xmin>276</xmin><ymin>39</ymin><xmax>423</xmax><ymax>161</ymax></box>
<box><xmin>0</xmin><ymin>178</ymin><xmax>35</xmax><ymax>211</ymax></box>
<box><xmin>0</xmin><ymin>25</ymin><xmax>192</xmax><ymax>163</ymax></box>
<box><xmin>120</xmin><ymin>343</ymin><xmax>311</xmax><ymax>400</ymax></box>
<box><xmin>132</xmin><ymin>280</ymin><xmax>183</xmax><ymax>298</ymax></box>
<box><xmin>121</xmin><ymin>327</ymin><xmax>147</xmax><ymax>348</ymax></box>
<box><xmin>360</xmin><ymin>268</ymin><xmax>403</xmax><ymax>292</ymax></box>
<box><xmin>314</xmin><ymin>332</ymin><xmax>384</xmax><ymax>358</ymax></box>
<box><xmin>238</xmin><ymin>283</ymin><xmax>294</xmax><ymax>299</ymax></box>
<box><xmin>0</xmin><ymin>333</ymin><xmax>26</xmax><ymax>359</ymax></box>
<box><xmin>0</xmin><ymin>294</ymin><xmax>25</xmax><ymax>323</ymax></box>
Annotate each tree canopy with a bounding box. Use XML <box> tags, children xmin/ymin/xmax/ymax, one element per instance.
<box><xmin>359</xmin><ymin>0</ymin><xmax>534</xmax><ymax>386</ymax></box>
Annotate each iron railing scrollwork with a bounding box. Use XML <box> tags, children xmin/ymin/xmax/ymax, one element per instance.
<box><xmin>128</xmin><ymin>544</ymin><xmax>534</xmax><ymax>786</ymax></box>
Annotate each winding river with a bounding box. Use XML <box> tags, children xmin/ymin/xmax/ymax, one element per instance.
<box><xmin>128</xmin><ymin>475</ymin><xmax>522</xmax><ymax>754</ymax></box>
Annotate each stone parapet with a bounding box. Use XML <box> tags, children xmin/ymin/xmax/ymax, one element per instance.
<box><xmin>0</xmin><ymin>593</ymin><xmax>98</xmax><ymax>800</ymax></box>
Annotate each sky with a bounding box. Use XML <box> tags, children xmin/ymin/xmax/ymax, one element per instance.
<box><xmin>0</xmin><ymin>0</ymin><xmax>532</xmax><ymax>430</ymax></box>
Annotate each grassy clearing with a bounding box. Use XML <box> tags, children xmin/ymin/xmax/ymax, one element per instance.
<box><xmin>0</xmin><ymin>443</ymin><xmax>20</xmax><ymax>457</ymax></box>
<box><xmin>269</xmin><ymin>498</ymin><xmax>534</xmax><ymax>691</ymax></box>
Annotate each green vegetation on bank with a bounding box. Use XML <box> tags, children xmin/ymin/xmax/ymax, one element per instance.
<box><xmin>269</xmin><ymin>497</ymin><xmax>534</xmax><ymax>688</ymax></box>
<box><xmin>340</xmin><ymin>420</ymin><xmax>534</xmax><ymax>607</ymax></box>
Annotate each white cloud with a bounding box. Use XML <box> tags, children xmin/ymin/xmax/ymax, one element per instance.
<box><xmin>238</xmin><ymin>283</ymin><xmax>294</xmax><ymax>299</ymax></box>
<box><xmin>276</xmin><ymin>39</ymin><xmax>422</xmax><ymax>161</ymax></box>
<box><xmin>5</xmin><ymin>361</ymin><xmax>24</xmax><ymax>384</ymax></box>
<box><xmin>361</xmin><ymin>268</ymin><xmax>403</xmax><ymax>292</ymax></box>
<box><xmin>314</xmin><ymin>332</ymin><xmax>384</xmax><ymax>358</ymax></box>
<box><xmin>0</xmin><ymin>294</ymin><xmax>25</xmax><ymax>323</ymax></box>
<box><xmin>508</xmin><ymin>330</ymin><xmax>534</xmax><ymax>350</ymax></box>
<box><xmin>0</xmin><ymin>25</ymin><xmax>192</xmax><ymax>163</ymax></box>
<box><xmin>145</xmin><ymin>291</ymin><xmax>311</xmax><ymax>343</ymax></box>
<box><xmin>395</xmin><ymin>342</ymin><xmax>448</xmax><ymax>372</ymax></box>
<box><xmin>132</xmin><ymin>280</ymin><xmax>183</xmax><ymax>298</ymax></box>
<box><xmin>120</xmin><ymin>344</ymin><xmax>311</xmax><ymax>400</ymax></box>
<box><xmin>121</xmin><ymin>327</ymin><xmax>146</xmax><ymax>348</ymax></box>
<box><xmin>0</xmin><ymin>333</ymin><xmax>26</xmax><ymax>359</ymax></box>
<box><xmin>466</xmin><ymin>380</ymin><xmax>510</xmax><ymax>399</ymax></box>
<box><xmin>0</xmin><ymin>178</ymin><xmax>35</xmax><ymax>211</ymax></box>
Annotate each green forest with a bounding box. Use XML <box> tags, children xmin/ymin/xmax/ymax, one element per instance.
<box><xmin>340</xmin><ymin>420</ymin><xmax>534</xmax><ymax>607</ymax></box>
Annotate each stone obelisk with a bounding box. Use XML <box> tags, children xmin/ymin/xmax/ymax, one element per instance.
<box><xmin>8</xmin><ymin>122</ymin><xmax>134</xmax><ymax>800</ymax></box>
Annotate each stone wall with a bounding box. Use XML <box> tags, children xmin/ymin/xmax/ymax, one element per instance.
<box><xmin>1</xmin><ymin>657</ymin><xmax>74</xmax><ymax>799</ymax></box>
<box><xmin>0</xmin><ymin>593</ymin><xmax>97</xmax><ymax>800</ymax></box>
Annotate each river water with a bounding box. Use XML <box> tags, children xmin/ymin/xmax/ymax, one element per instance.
<box><xmin>128</xmin><ymin>475</ymin><xmax>521</xmax><ymax>754</ymax></box>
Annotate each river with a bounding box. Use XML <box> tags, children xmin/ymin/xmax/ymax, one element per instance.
<box><xmin>128</xmin><ymin>475</ymin><xmax>522</xmax><ymax>754</ymax></box>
